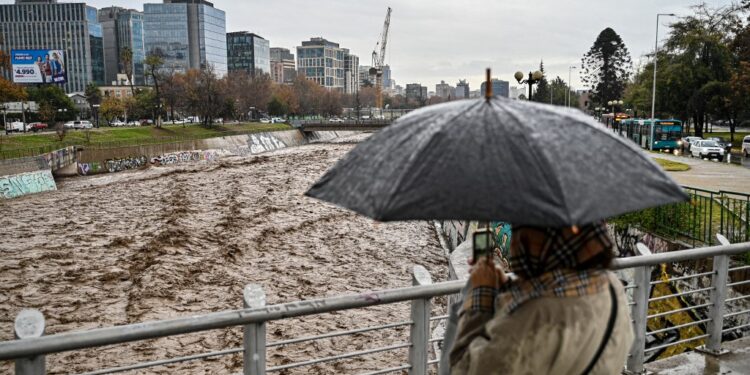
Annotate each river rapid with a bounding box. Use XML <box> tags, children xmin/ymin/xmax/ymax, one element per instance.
<box><xmin>0</xmin><ymin>134</ymin><xmax>448</xmax><ymax>374</ymax></box>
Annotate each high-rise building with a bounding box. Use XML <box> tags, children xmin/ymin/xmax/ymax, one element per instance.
<box><xmin>382</xmin><ymin>65</ymin><xmax>392</xmax><ymax>89</ymax></box>
<box><xmin>270</xmin><ymin>47</ymin><xmax>295</xmax><ymax>84</ymax></box>
<box><xmin>455</xmin><ymin>79</ymin><xmax>470</xmax><ymax>99</ymax></box>
<box><xmin>480</xmin><ymin>78</ymin><xmax>510</xmax><ymax>98</ymax></box>
<box><xmin>143</xmin><ymin>0</ymin><xmax>227</xmax><ymax>76</ymax></box>
<box><xmin>343</xmin><ymin>49</ymin><xmax>359</xmax><ymax>94</ymax></box>
<box><xmin>227</xmin><ymin>32</ymin><xmax>270</xmax><ymax>76</ymax></box>
<box><xmin>405</xmin><ymin>83</ymin><xmax>427</xmax><ymax>102</ymax></box>
<box><xmin>435</xmin><ymin>80</ymin><xmax>454</xmax><ymax>99</ymax></box>
<box><xmin>98</xmin><ymin>7</ymin><xmax>146</xmax><ymax>85</ymax></box>
<box><xmin>296</xmin><ymin>37</ymin><xmax>346</xmax><ymax>90</ymax></box>
<box><xmin>0</xmin><ymin>0</ymin><xmax>105</xmax><ymax>92</ymax></box>
<box><xmin>358</xmin><ymin>65</ymin><xmax>372</xmax><ymax>87</ymax></box>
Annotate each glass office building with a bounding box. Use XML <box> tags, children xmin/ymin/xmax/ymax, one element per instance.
<box><xmin>98</xmin><ymin>7</ymin><xmax>146</xmax><ymax>85</ymax></box>
<box><xmin>227</xmin><ymin>32</ymin><xmax>270</xmax><ymax>76</ymax></box>
<box><xmin>296</xmin><ymin>37</ymin><xmax>347</xmax><ymax>91</ymax></box>
<box><xmin>481</xmin><ymin>79</ymin><xmax>510</xmax><ymax>98</ymax></box>
<box><xmin>143</xmin><ymin>0</ymin><xmax>226</xmax><ymax>76</ymax></box>
<box><xmin>0</xmin><ymin>0</ymin><xmax>105</xmax><ymax>92</ymax></box>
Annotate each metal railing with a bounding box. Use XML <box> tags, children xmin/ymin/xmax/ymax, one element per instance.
<box><xmin>1</xmin><ymin>239</ymin><xmax>749</xmax><ymax>375</ymax></box>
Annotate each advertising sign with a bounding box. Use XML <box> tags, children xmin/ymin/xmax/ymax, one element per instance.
<box><xmin>11</xmin><ymin>49</ymin><xmax>67</xmax><ymax>84</ymax></box>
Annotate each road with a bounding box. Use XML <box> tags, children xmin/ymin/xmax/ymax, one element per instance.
<box><xmin>651</xmin><ymin>152</ymin><xmax>750</xmax><ymax>194</ymax></box>
<box><xmin>0</xmin><ymin>134</ymin><xmax>448</xmax><ymax>374</ymax></box>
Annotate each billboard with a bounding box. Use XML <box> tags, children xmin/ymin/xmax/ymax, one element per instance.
<box><xmin>11</xmin><ymin>49</ymin><xmax>67</xmax><ymax>84</ymax></box>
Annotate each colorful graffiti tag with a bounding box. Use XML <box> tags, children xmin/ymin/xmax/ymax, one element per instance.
<box><xmin>105</xmin><ymin>156</ymin><xmax>148</xmax><ymax>173</ymax></box>
<box><xmin>490</xmin><ymin>221</ymin><xmax>512</xmax><ymax>259</ymax></box>
<box><xmin>0</xmin><ymin>170</ymin><xmax>57</xmax><ymax>199</ymax></box>
<box><xmin>77</xmin><ymin>162</ymin><xmax>104</xmax><ymax>176</ymax></box>
<box><xmin>42</xmin><ymin>146</ymin><xmax>77</xmax><ymax>171</ymax></box>
<box><xmin>150</xmin><ymin>150</ymin><xmax>218</xmax><ymax>166</ymax></box>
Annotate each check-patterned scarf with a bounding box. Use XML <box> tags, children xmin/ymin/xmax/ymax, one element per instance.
<box><xmin>467</xmin><ymin>223</ymin><xmax>612</xmax><ymax>315</ymax></box>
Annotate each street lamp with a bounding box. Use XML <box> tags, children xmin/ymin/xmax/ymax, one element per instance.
<box><xmin>651</xmin><ymin>13</ymin><xmax>677</xmax><ymax>125</ymax></box>
<box><xmin>608</xmin><ymin>100</ymin><xmax>624</xmax><ymax>128</ymax></box>
<box><xmin>92</xmin><ymin>104</ymin><xmax>100</xmax><ymax>128</ymax></box>
<box><xmin>514</xmin><ymin>70</ymin><xmax>544</xmax><ymax>100</ymax></box>
<box><xmin>567</xmin><ymin>66</ymin><xmax>577</xmax><ymax>107</ymax></box>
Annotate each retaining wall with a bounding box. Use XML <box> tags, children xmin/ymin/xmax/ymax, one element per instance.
<box><xmin>0</xmin><ymin>170</ymin><xmax>57</xmax><ymax>199</ymax></box>
<box><xmin>0</xmin><ymin>146</ymin><xmax>77</xmax><ymax>176</ymax></box>
<box><xmin>77</xmin><ymin>130</ymin><xmax>355</xmax><ymax>175</ymax></box>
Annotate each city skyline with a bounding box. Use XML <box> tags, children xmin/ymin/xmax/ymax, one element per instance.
<box><xmin>0</xmin><ymin>0</ymin><xmax>738</xmax><ymax>91</ymax></box>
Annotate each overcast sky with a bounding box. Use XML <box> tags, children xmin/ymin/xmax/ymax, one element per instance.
<box><xmin>4</xmin><ymin>0</ymin><xmax>738</xmax><ymax>91</ymax></box>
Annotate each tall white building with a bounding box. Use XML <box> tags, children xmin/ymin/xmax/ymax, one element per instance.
<box><xmin>296</xmin><ymin>37</ymin><xmax>346</xmax><ymax>90</ymax></box>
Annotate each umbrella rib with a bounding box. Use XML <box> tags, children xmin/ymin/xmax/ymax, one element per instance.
<box><xmin>494</xmin><ymin>101</ymin><xmax>574</xmax><ymax>225</ymax></box>
<box><xmin>379</xmin><ymin>100</ymin><xmax>484</xmax><ymax>218</ymax></box>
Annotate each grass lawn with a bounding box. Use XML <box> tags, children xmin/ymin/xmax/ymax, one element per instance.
<box><xmin>0</xmin><ymin>122</ymin><xmax>291</xmax><ymax>156</ymax></box>
<box><xmin>653</xmin><ymin>158</ymin><xmax>690</xmax><ymax>172</ymax></box>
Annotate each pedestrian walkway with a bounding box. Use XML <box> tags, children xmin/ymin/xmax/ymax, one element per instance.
<box><xmin>645</xmin><ymin>337</ymin><xmax>750</xmax><ymax>374</ymax></box>
<box><xmin>650</xmin><ymin>153</ymin><xmax>750</xmax><ymax>194</ymax></box>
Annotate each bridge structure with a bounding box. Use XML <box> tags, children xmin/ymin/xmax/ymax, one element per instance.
<box><xmin>0</xmin><ymin>236</ymin><xmax>748</xmax><ymax>374</ymax></box>
<box><xmin>296</xmin><ymin>119</ymin><xmax>393</xmax><ymax>133</ymax></box>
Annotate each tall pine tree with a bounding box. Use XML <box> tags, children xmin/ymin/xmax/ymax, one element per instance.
<box><xmin>581</xmin><ymin>28</ymin><xmax>632</xmax><ymax>108</ymax></box>
<box><xmin>532</xmin><ymin>60</ymin><xmax>550</xmax><ymax>103</ymax></box>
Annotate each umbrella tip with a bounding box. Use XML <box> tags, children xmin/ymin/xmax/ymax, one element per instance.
<box><xmin>485</xmin><ymin>68</ymin><xmax>492</xmax><ymax>101</ymax></box>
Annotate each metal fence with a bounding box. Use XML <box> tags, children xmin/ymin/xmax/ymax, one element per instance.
<box><xmin>653</xmin><ymin>187</ymin><xmax>750</xmax><ymax>246</ymax></box>
<box><xmin>1</xmin><ymin>239</ymin><xmax>749</xmax><ymax>375</ymax></box>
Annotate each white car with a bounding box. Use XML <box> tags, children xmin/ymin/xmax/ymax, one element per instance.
<box><xmin>691</xmin><ymin>140</ymin><xmax>725</xmax><ymax>161</ymax></box>
<box><xmin>63</xmin><ymin>121</ymin><xmax>76</xmax><ymax>129</ymax></box>
<box><xmin>79</xmin><ymin>121</ymin><xmax>93</xmax><ymax>129</ymax></box>
<box><xmin>271</xmin><ymin>117</ymin><xmax>285</xmax><ymax>124</ymax></box>
<box><xmin>742</xmin><ymin>135</ymin><xmax>750</xmax><ymax>157</ymax></box>
<box><xmin>127</xmin><ymin>121</ymin><xmax>140</xmax><ymax>127</ymax></box>
<box><xmin>110</xmin><ymin>120</ymin><xmax>126</xmax><ymax>127</ymax></box>
<box><xmin>328</xmin><ymin>117</ymin><xmax>344</xmax><ymax>123</ymax></box>
<box><xmin>259</xmin><ymin>118</ymin><xmax>271</xmax><ymax>124</ymax></box>
<box><xmin>6</xmin><ymin>121</ymin><xmax>25</xmax><ymax>132</ymax></box>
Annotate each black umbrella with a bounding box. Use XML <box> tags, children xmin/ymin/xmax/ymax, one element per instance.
<box><xmin>306</xmin><ymin>81</ymin><xmax>688</xmax><ymax>227</ymax></box>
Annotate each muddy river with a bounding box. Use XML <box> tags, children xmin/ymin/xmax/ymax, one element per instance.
<box><xmin>0</xmin><ymin>134</ymin><xmax>448</xmax><ymax>374</ymax></box>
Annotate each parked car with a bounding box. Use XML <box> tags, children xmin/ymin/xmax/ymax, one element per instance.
<box><xmin>706</xmin><ymin>137</ymin><xmax>732</xmax><ymax>154</ymax></box>
<box><xmin>63</xmin><ymin>121</ymin><xmax>76</xmax><ymax>129</ymax></box>
<box><xmin>27</xmin><ymin>122</ymin><xmax>48</xmax><ymax>132</ymax></box>
<box><xmin>259</xmin><ymin>117</ymin><xmax>271</xmax><ymax>124</ymax></box>
<box><xmin>742</xmin><ymin>135</ymin><xmax>750</xmax><ymax>157</ymax></box>
<box><xmin>691</xmin><ymin>139</ymin><xmax>726</xmax><ymax>161</ymax></box>
<box><xmin>110</xmin><ymin>120</ymin><xmax>126</xmax><ymax>127</ymax></box>
<box><xmin>271</xmin><ymin>117</ymin><xmax>285</xmax><ymax>124</ymax></box>
<box><xmin>127</xmin><ymin>121</ymin><xmax>140</xmax><ymax>127</ymax></box>
<box><xmin>681</xmin><ymin>136</ymin><xmax>702</xmax><ymax>154</ymax></box>
<box><xmin>328</xmin><ymin>117</ymin><xmax>344</xmax><ymax>123</ymax></box>
<box><xmin>6</xmin><ymin>121</ymin><xmax>25</xmax><ymax>132</ymax></box>
<box><xmin>79</xmin><ymin>120</ymin><xmax>93</xmax><ymax>129</ymax></box>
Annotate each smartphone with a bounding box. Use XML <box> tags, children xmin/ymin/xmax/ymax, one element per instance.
<box><xmin>473</xmin><ymin>230</ymin><xmax>492</xmax><ymax>261</ymax></box>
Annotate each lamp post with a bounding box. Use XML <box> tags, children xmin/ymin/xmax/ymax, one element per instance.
<box><xmin>651</xmin><ymin>13</ymin><xmax>676</xmax><ymax>125</ymax></box>
<box><xmin>514</xmin><ymin>70</ymin><xmax>544</xmax><ymax>101</ymax></box>
<box><xmin>608</xmin><ymin>100</ymin><xmax>624</xmax><ymax>129</ymax></box>
<box><xmin>1</xmin><ymin>104</ymin><xmax>7</xmax><ymax>135</ymax></box>
<box><xmin>567</xmin><ymin>66</ymin><xmax>576</xmax><ymax>107</ymax></box>
<box><xmin>92</xmin><ymin>104</ymin><xmax>100</xmax><ymax>128</ymax></box>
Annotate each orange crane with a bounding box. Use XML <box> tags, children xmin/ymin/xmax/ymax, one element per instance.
<box><xmin>369</xmin><ymin>7</ymin><xmax>391</xmax><ymax>110</ymax></box>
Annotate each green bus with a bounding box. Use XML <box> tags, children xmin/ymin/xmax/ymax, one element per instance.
<box><xmin>618</xmin><ymin>119</ymin><xmax>683</xmax><ymax>152</ymax></box>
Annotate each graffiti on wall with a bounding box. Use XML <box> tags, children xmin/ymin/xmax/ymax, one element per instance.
<box><xmin>150</xmin><ymin>150</ymin><xmax>218</xmax><ymax>166</ymax></box>
<box><xmin>0</xmin><ymin>170</ymin><xmax>57</xmax><ymax>199</ymax></box>
<box><xmin>105</xmin><ymin>156</ymin><xmax>147</xmax><ymax>173</ymax></box>
<box><xmin>490</xmin><ymin>221</ymin><xmax>513</xmax><ymax>259</ymax></box>
<box><xmin>233</xmin><ymin>134</ymin><xmax>287</xmax><ymax>156</ymax></box>
<box><xmin>78</xmin><ymin>162</ymin><xmax>104</xmax><ymax>176</ymax></box>
<box><xmin>42</xmin><ymin>146</ymin><xmax>77</xmax><ymax>171</ymax></box>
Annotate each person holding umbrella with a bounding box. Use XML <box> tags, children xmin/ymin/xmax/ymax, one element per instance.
<box><xmin>448</xmin><ymin>223</ymin><xmax>633</xmax><ymax>374</ymax></box>
<box><xmin>306</xmin><ymin>69</ymin><xmax>688</xmax><ymax>374</ymax></box>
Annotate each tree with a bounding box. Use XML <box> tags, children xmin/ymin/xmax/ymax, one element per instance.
<box><xmin>531</xmin><ymin>60</ymin><xmax>550</xmax><ymax>103</ymax></box>
<box><xmin>581</xmin><ymin>28</ymin><xmax>633</xmax><ymax>108</ymax></box>
<box><xmin>120</xmin><ymin>46</ymin><xmax>136</xmax><ymax>96</ymax></box>
<box><xmin>184</xmin><ymin>66</ymin><xmax>226</xmax><ymax>126</ymax></box>
<box><xmin>144</xmin><ymin>53</ymin><xmax>165</xmax><ymax>127</ymax></box>
<box><xmin>27</xmin><ymin>85</ymin><xmax>75</xmax><ymax>121</ymax></box>
<box><xmin>0</xmin><ymin>77</ymin><xmax>27</xmax><ymax>103</ymax></box>
<box><xmin>161</xmin><ymin>70</ymin><xmax>185</xmax><ymax>122</ymax></box>
<box><xmin>84</xmin><ymin>83</ymin><xmax>101</xmax><ymax>121</ymax></box>
<box><xmin>100</xmin><ymin>96</ymin><xmax>124</xmax><ymax>125</ymax></box>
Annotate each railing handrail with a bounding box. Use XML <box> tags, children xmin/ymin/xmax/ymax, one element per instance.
<box><xmin>1</xmin><ymin>241</ymin><xmax>748</xmax><ymax>362</ymax></box>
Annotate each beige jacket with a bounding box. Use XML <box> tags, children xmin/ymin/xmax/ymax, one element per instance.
<box><xmin>451</xmin><ymin>272</ymin><xmax>634</xmax><ymax>375</ymax></box>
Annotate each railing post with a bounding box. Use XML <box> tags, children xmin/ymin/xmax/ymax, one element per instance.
<box><xmin>626</xmin><ymin>243</ymin><xmax>652</xmax><ymax>374</ymax></box>
<box><xmin>243</xmin><ymin>284</ymin><xmax>266</xmax><ymax>375</ymax></box>
<box><xmin>14</xmin><ymin>309</ymin><xmax>45</xmax><ymax>375</ymax></box>
<box><xmin>703</xmin><ymin>234</ymin><xmax>730</xmax><ymax>355</ymax></box>
<box><xmin>409</xmin><ymin>265</ymin><xmax>432</xmax><ymax>375</ymax></box>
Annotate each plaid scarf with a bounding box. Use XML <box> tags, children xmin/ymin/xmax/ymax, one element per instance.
<box><xmin>466</xmin><ymin>223</ymin><xmax>613</xmax><ymax>315</ymax></box>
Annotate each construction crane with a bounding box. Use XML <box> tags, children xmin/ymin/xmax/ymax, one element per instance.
<box><xmin>369</xmin><ymin>7</ymin><xmax>391</xmax><ymax>109</ymax></box>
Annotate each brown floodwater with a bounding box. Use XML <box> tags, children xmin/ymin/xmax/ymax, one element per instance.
<box><xmin>0</xmin><ymin>134</ymin><xmax>448</xmax><ymax>374</ymax></box>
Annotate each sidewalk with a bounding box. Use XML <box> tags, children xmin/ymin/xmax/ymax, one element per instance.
<box><xmin>645</xmin><ymin>336</ymin><xmax>750</xmax><ymax>374</ymax></box>
<box><xmin>650</xmin><ymin>153</ymin><xmax>750</xmax><ymax>194</ymax></box>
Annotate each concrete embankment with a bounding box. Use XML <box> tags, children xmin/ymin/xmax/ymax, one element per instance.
<box><xmin>0</xmin><ymin>130</ymin><xmax>357</xmax><ymax>199</ymax></box>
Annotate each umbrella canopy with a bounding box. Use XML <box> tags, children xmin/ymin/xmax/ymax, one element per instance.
<box><xmin>306</xmin><ymin>96</ymin><xmax>688</xmax><ymax>227</ymax></box>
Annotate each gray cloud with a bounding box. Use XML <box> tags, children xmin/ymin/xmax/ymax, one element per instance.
<box><xmin>5</xmin><ymin>0</ymin><xmax>734</xmax><ymax>91</ymax></box>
